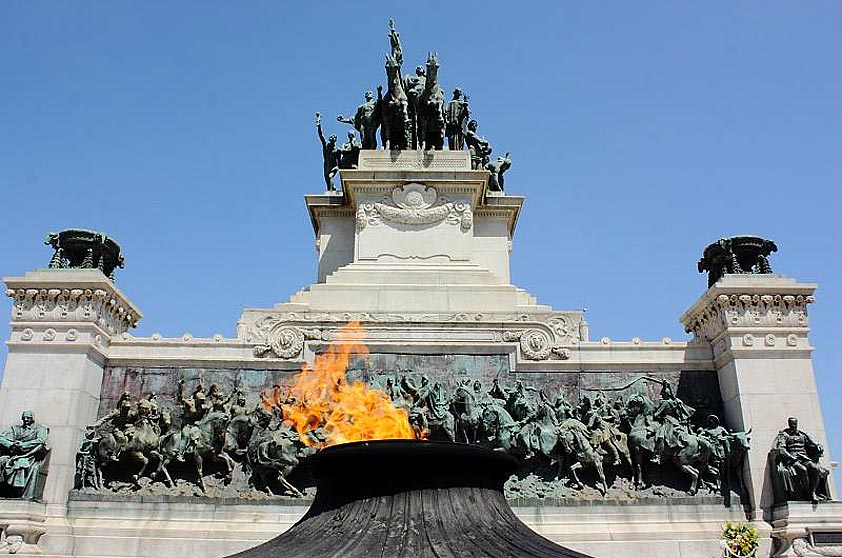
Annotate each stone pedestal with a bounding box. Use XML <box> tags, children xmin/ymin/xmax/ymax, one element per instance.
<box><xmin>0</xmin><ymin>269</ymin><xmax>141</xmax><ymax>554</ymax></box>
<box><xmin>771</xmin><ymin>502</ymin><xmax>842</xmax><ymax>556</ymax></box>
<box><xmin>298</xmin><ymin>149</ymin><xmax>531</xmax><ymax>314</ymax></box>
<box><xmin>681</xmin><ymin>274</ymin><xmax>839</xmax><ymax>551</ymax></box>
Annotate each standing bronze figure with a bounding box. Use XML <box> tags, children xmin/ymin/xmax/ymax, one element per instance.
<box><xmin>445</xmin><ymin>88</ymin><xmax>470</xmax><ymax>150</ymax></box>
<box><xmin>337</xmin><ymin>91</ymin><xmax>380</xmax><ymax>150</ymax></box>
<box><xmin>315</xmin><ymin>113</ymin><xmax>339</xmax><ymax>191</ymax></box>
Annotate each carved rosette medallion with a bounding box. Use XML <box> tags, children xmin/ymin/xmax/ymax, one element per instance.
<box><xmin>356</xmin><ymin>183</ymin><xmax>472</xmax><ymax>232</ymax></box>
<box><xmin>250</xmin><ymin>316</ymin><xmax>322</xmax><ymax>359</ymax></box>
<box><xmin>502</xmin><ymin>328</ymin><xmax>570</xmax><ymax>361</ymax></box>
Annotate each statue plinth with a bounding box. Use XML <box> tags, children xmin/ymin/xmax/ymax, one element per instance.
<box><xmin>298</xmin><ymin>150</ymin><xmax>526</xmax><ymax>314</ymax></box>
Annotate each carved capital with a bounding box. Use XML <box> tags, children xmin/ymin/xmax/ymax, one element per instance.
<box><xmin>5</xmin><ymin>284</ymin><xmax>140</xmax><ymax>336</ymax></box>
<box><xmin>684</xmin><ymin>292</ymin><xmax>814</xmax><ymax>342</ymax></box>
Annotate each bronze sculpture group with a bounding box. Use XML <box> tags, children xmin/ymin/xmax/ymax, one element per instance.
<box><xmin>75</xmin><ymin>382</ymin><xmax>313</xmax><ymax>497</ymax></box>
<box><xmin>318</xmin><ymin>20</ymin><xmax>511</xmax><ymax>192</ymax></box>
<box><xmin>364</xmin><ymin>375</ymin><xmax>752</xmax><ymax>498</ymax></box>
<box><xmin>76</xmin><ymin>376</ymin><xmax>758</xmax><ymax>500</ymax></box>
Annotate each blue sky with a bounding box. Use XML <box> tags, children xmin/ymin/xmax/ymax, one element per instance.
<box><xmin>1</xmin><ymin>3</ymin><xmax>840</xmax><ymax>484</ymax></box>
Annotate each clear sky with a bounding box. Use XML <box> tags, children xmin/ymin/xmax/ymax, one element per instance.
<box><xmin>1</xmin><ymin>3</ymin><xmax>840</xmax><ymax>485</ymax></box>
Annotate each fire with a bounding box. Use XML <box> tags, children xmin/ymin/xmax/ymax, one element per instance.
<box><xmin>261</xmin><ymin>321</ymin><xmax>418</xmax><ymax>447</ymax></box>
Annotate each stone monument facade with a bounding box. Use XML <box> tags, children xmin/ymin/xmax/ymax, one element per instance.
<box><xmin>1</xmin><ymin>20</ymin><xmax>840</xmax><ymax>558</ymax></box>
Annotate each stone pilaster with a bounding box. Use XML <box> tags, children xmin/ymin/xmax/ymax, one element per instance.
<box><xmin>680</xmin><ymin>274</ymin><xmax>833</xmax><ymax>518</ymax></box>
<box><xmin>1</xmin><ymin>269</ymin><xmax>141</xmax><ymax>509</ymax></box>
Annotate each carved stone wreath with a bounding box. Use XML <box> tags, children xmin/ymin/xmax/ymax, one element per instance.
<box><xmin>502</xmin><ymin>329</ymin><xmax>570</xmax><ymax>361</ymax></box>
<box><xmin>356</xmin><ymin>183</ymin><xmax>472</xmax><ymax>232</ymax></box>
<box><xmin>250</xmin><ymin>317</ymin><xmax>322</xmax><ymax>359</ymax></box>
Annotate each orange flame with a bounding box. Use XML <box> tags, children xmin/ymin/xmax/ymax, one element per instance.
<box><xmin>261</xmin><ymin>321</ymin><xmax>417</xmax><ymax>448</ymax></box>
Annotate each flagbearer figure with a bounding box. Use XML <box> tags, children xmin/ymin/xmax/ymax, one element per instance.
<box><xmin>316</xmin><ymin>112</ymin><xmax>339</xmax><ymax>192</ymax></box>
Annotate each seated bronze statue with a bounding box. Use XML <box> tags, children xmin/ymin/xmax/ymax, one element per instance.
<box><xmin>769</xmin><ymin>416</ymin><xmax>831</xmax><ymax>503</ymax></box>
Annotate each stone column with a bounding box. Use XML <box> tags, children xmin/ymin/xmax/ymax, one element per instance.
<box><xmin>680</xmin><ymin>274</ymin><xmax>834</xmax><ymax>518</ymax></box>
<box><xmin>0</xmin><ymin>269</ymin><xmax>140</xmax><ymax>551</ymax></box>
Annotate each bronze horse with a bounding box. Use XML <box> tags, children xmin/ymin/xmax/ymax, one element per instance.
<box><xmin>380</xmin><ymin>54</ymin><xmax>410</xmax><ymax>150</ymax></box>
<box><xmin>416</xmin><ymin>52</ymin><xmax>445</xmax><ymax>150</ymax></box>
<box><xmin>626</xmin><ymin>394</ymin><xmax>714</xmax><ymax>494</ymax></box>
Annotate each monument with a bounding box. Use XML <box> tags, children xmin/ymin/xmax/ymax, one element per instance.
<box><xmin>0</xmin><ymin>20</ymin><xmax>840</xmax><ymax>558</ymax></box>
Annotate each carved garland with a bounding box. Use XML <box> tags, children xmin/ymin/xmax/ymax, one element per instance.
<box><xmin>356</xmin><ymin>183</ymin><xmax>472</xmax><ymax>232</ymax></box>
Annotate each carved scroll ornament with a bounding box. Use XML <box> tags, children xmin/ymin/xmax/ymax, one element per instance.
<box><xmin>250</xmin><ymin>317</ymin><xmax>322</xmax><ymax>359</ymax></box>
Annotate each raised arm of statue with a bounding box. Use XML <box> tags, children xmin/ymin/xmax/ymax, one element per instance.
<box><xmin>315</xmin><ymin>112</ymin><xmax>327</xmax><ymax>147</ymax></box>
<box><xmin>388</xmin><ymin>19</ymin><xmax>403</xmax><ymax>66</ymax></box>
<box><xmin>337</xmin><ymin>115</ymin><xmax>354</xmax><ymax>126</ymax></box>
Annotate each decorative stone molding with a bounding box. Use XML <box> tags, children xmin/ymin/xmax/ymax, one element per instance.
<box><xmin>250</xmin><ymin>317</ymin><xmax>323</xmax><ymax>359</ymax></box>
<box><xmin>502</xmin><ymin>329</ymin><xmax>570</xmax><ymax>361</ymax></box>
<box><xmin>237</xmin><ymin>310</ymin><xmax>585</xmax><ymax>362</ymax></box>
<box><xmin>356</xmin><ymin>184</ymin><xmax>472</xmax><ymax>232</ymax></box>
<box><xmin>0</xmin><ymin>522</ymin><xmax>46</xmax><ymax>556</ymax></box>
<box><xmin>684</xmin><ymin>293</ymin><xmax>814</xmax><ymax>342</ymax></box>
<box><xmin>5</xmin><ymin>286</ymin><xmax>140</xmax><ymax>335</ymax></box>
<box><xmin>357</xmin><ymin>149</ymin><xmax>471</xmax><ymax>170</ymax></box>
<box><xmin>0</xmin><ymin>535</ymin><xmax>23</xmax><ymax>555</ymax></box>
<box><xmin>791</xmin><ymin>538</ymin><xmax>842</xmax><ymax>557</ymax></box>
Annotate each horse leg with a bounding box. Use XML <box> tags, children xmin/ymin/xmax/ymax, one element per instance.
<box><xmin>133</xmin><ymin>453</ymin><xmax>149</xmax><ymax>482</ymax></box>
<box><xmin>219</xmin><ymin>452</ymin><xmax>235</xmax><ymax>484</ymax></box>
<box><xmin>146</xmin><ymin>450</ymin><xmax>166</xmax><ymax>484</ymax></box>
<box><xmin>593</xmin><ymin>459</ymin><xmax>609</xmax><ymax>494</ymax></box>
<box><xmin>631</xmin><ymin>449</ymin><xmax>646</xmax><ymax>488</ymax></box>
<box><xmin>679</xmin><ymin>464</ymin><xmax>700</xmax><ymax>495</ymax></box>
<box><xmin>193</xmin><ymin>453</ymin><xmax>206</xmax><ymax>492</ymax></box>
<box><xmin>277</xmin><ymin>468</ymin><xmax>304</xmax><ymax>498</ymax></box>
<box><xmin>568</xmin><ymin>462</ymin><xmax>584</xmax><ymax>489</ymax></box>
<box><xmin>159</xmin><ymin>457</ymin><xmax>175</xmax><ymax>488</ymax></box>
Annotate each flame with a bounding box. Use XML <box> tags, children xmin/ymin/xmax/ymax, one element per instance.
<box><xmin>261</xmin><ymin>321</ymin><xmax>418</xmax><ymax>448</ymax></box>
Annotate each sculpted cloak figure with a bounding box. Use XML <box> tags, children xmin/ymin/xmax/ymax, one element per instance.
<box><xmin>338</xmin><ymin>91</ymin><xmax>380</xmax><ymax>150</ymax></box>
<box><xmin>464</xmin><ymin>119</ymin><xmax>492</xmax><ymax>170</ymax></box>
<box><xmin>445</xmin><ymin>88</ymin><xmax>470</xmax><ymax>150</ymax></box>
<box><xmin>771</xmin><ymin>417</ymin><xmax>831</xmax><ymax>503</ymax></box>
<box><xmin>338</xmin><ymin>130</ymin><xmax>362</xmax><ymax>169</ymax></box>
<box><xmin>0</xmin><ymin>411</ymin><xmax>49</xmax><ymax>499</ymax></box>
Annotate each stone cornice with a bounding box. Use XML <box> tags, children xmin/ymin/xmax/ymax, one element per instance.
<box><xmin>4</xmin><ymin>269</ymin><xmax>142</xmax><ymax>337</ymax></box>
<box><xmin>103</xmin><ymin>333</ymin><xmax>711</xmax><ymax>372</ymax></box>
<box><xmin>679</xmin><ymin>275</ymin><xmax>816</xmax><ymax>343</ymax></box>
